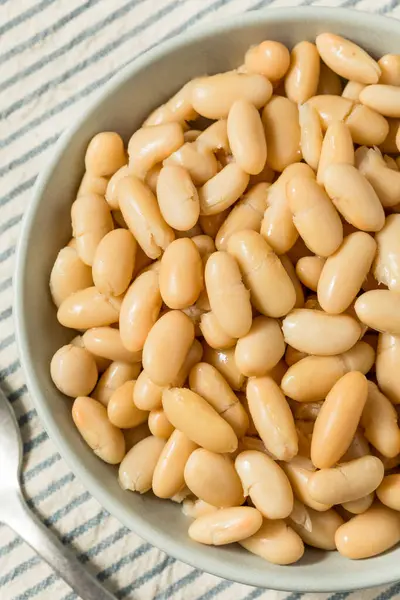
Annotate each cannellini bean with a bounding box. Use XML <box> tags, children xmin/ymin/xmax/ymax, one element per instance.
<box><xmin>133</xmin><ymin>370</ymin><xmax>163</xmax><ymax>411</ymax></box>
<box><xmin>345</xmin><ymin>104</ymin><xmax>389</xmax><ymax>146</ymax></box>
<box><xmin>315</xmin><ymin>33</ymin><xmax>381</xmax><ymax>84</ymax></box>
<box><xmin>199</xmin><ymin>312</ymin><xmax>236</xmax><ymax>350</ymax></box>
<box><xmin>356</xmin><ymin>148</ymin><xmax>400</xmax><ymax>208</ymax></box>
<box><xmin>71</xmin><ymin>194</ymin><xmax>114</xmax><ymax>266</ymax></box>
<box><xmin>295</xmin><ymin>256</ymin><xmax>325</xmax><ymax>292</ymax></box>
<box><xmin>162</xmin><ymin>387</ymin><xmax>238</xmax><ymax>453</ymax></box>
<box><xmin>227</xmin><ymin>100</ymin><xmax>267</xmax><ymax>175</ymax></box>
<box><xmin>205</xmin><ymin>251</ymin><xmax>252</xmax><ymax>338</ymax></box>
<box><xmin>119</xmin><ymin>435</ymin><xmax>165</xmax><ymax>492</ymax></box>
<box><xmin>360</xmin><ymin>84</ymin><xmax>400</xmax><ymax>118</ymax></box>
<box><xmin>244</xmin><ymin>41</ymin><xmax>290</xmax><ymax>81</ymax></box>
<box><xmin>119</xmin><ymin>271</ymin><xmax>162</xmax><ymax>353</ymax></box>
<box><xmin>72</xmin><ymin>396</ymin><xmax>125</xmax><ymax>464</ymax></box>
<box><xmin>234</xmin><ymin>316</ymin><xmax>285</xmax><ymax>377</ymax></box>
<box><xmin>148</xmin><ymin>408</ymin><xmax>174</xmax><ymax>439</ymax></box>
<box><xmin>377</xmin><ymin>474</ymin><xmax>400</xmax><ymax>510</ymax></box>
<box><xmin>184</xmin><ymin>449</ymin><xmax>244</xmax><ymax>507</ymax></box>
<box><xmin>262</xmin><ymin>96</ymin><xmax>302</xmax><ymax>172</ymax></box>
<box><xmin>143</xmin><ymin>81</ymin><xmax>198</xmax><ymax>126</ymax></box>
<box><xmin>227</xmin><ymin>230</ymin><xmax>296</xmax><ymax>317</ymax></box>
<box><xmin>85</xmin><ymin>132</ymin><xmax>127</xmax><ymax>177</ymax></box>
<box><xmin>143</xmin><ymin>310</ymin><xmax>194</xmax><ymax>386</ymax></box>
<box><xmin>71</xmin><ymin>334</ymin><xmax>110</xmax><ymax>373</ymax></box>
<box><xmin>341</xmin><ymin>429</ymin><xmax>370</xmax><ymax>462</ymax></box>
<box><xmin>284</xmin><ymin>41</ymin><xmax>320</xmax><ymax>104</ymax></box>
<box><xmin>235</xmin><ymin>450</ymin><xmax>293</xmax><ymax>519</ymax></box>
<box><xmin>317</xmin><ymin>232</ymin><xmax>377</xmax><ymax>314</ymax></box>
<box><xmin>107</xmin><ymin>381</ymin><xmax>148</xmax><ymax>429</ymax></box>
<box><xmin>202</xmin><ymin>344</ymin><xmax>246</xmax><ymax>391</ymax></box>
<box><xmin>188</xmin><ymin>506</ymin><xmax>262</xmax><ymax>545</ymax></box>
<box><xmin>374</xmin><ymin>215</ymin><xmax>400</xmax><ymax>289</ymax></box>
<box><xmin>379</xmin><ymin>118</ymin><xmax>400</xmax><ymax>153</ymax></box>
<box><xmin>317</xmin><ymin>63</ymin><xmax>342</xmax><ymax>95</ymax></box>
<box><xmin>342</xmin><ymin>80</ymin><xmax>366</xmax><ymax>101</ymax></box>
<box><xmin>92</xmin><ymin>361</ymin><xmax>140</xmax><ymax>407</ymax></box>
<box><xmin>153</xmin><ymin>430</ymin><xmax>198</xmax><ymax>499</ymax></box>
<box><xmin>311</xmin><ymin>372</ymin><xmax>368</xmax><ymax>468</ymax></box>
<box><xmin>57</xmin><ymin>287</ymin><xmax>121</xmax><ymax>329</ymax></box>
<box><xmin>290</xmin><ymin>505</ymin><xmax>343</xmax><ymax>550</ymax></box>
<box><xmin>282</xmin><ymin>309</ymin><xmax>361</xmax><ymax>356</ymax></box>
<box><xmin>246</xmin><ymin>376</ymin><xmax>298</xmax><ymax>461</ymax></box>
<box><xmin>156</xmin><ymin>165</ymin><xmax>199</xmax><ymax>231</ymax></box>
<box><xmin>376</xmin><ymin>333</ymin><xmax>400</xmax><ymax>405</ymax></box>
<box><xmin>192</xmin><ymin>73</ymin><xmax>272</xmax><ymax>119</ymax></box>
<box><xmin>50</xmin><ymin>246</ymin><xmax>93</xmax><ymax>307</ymax></box>
<box><xmin>50</xmin><ymin>344</ymin><xmax>98</xmax><ymax>397</ymax></box>
<box><xmin>287</xmin><ymin>176</ymin><xmax>343</xmax><ymax>257</ymax></box>
<box><xmin>182</xmin><ymin>498</ymin><xmax>218</xmax><ymax>518</ymax></box>
<box><xmin>77</xmin><ymin>171</ymin><xmax>109</xmax><ymax>198</ymax></box>
<box><xmin>164</xmin><ymin>142</ymin><xmax>218</xmax><ymax>186</ymax></box>
<box><xmin>123</xmin><ymin>422</ymin><xmax>151</xmax><ymax>452</ymax></box>
<box><xmin>290</xmin><ymin>401</ymin><xmax>322</xmax><ymax>421</ymax></box>
<box><xmin>159</xmin><ymin>238</ymin><xmax>203</xmax><ymax>309</ymax></box>
<box><xmin>342</xmin><ymin>493</ymin><xmax>375</xmax><ymax>515</ymax></box>
<box><xmin>82</xmin><ymin>327</ymin><xmax>142</xmax><ymax>364</ymax></box>
<box><xmin>240</xmin><ymin>519</ymin><xmax>304</xmax><ymax>565</ymax></box>
<box><xmin>196</xmin><ymin>120</ymin><xmax>230</xmax><ymax>154</ymax></box>
<box><xmin>299</xmin><ymin>103</ymin><xmax>323</xmax><ymax>172</ymax></box>
<box><xmin>282</xmin><ymin>457</ymin><xmax>332</xmax><ymax>512</ymax></box>
<box><xmin>128</xmin><ymin>123</ymin><xmax>184</xmax><ymax>178</ymax></box>
<box><xmin>280</xmin><ymin>255</ymin><xmax>305</xmax><ymax>308</ymax></box>
<box><xmin>379</xmin><ymin>54</ymin><xmax>400</xmax><ymax>85</ymax></box>
<box><xmin>92</xmin><ymin>229</ymin><xmax>136</xmax><ymax>297</ymax></box>
<box><xmin>105</xmin><ymin>165</ymin><xmax>131</xmax><ymax>209</ymax></box>
<box><xmin>335</xmin><ymin>503</ymin><xmax>400</xmax><ymax>559</ymax></box>
<box><xmin>215</xmin><ymin>183</ymin><xmax>269</xmax><ymax>251</ymax></box>
<box><xmin>355</xmin><ymin>290</ymin><xmax>400</xmax><ymax>334</ymax></box>
<box><xmin>117</xmin><ymin>175</ymin><xmax>174</xmax><ymax>259</ymax></box>
<box><xmin>316</xmin><ymin>121</ymin><xmax>354</xmax><ymax>185</ymax></box>
<box><xmin>323</xmin><ymin>164</ymin><xmax>385</xmax><ymax>232</ymax></box>
<box><xmin>189</xmin><ymin>362</ymin><xmax>248</xmax><ymax>438</ymax></box>
<box><xmin>307</xmin><ymin>95</ymin><xmax>353</xmax><ymax>130</ymax></box>
<box><xmin>361</xmin><ymin>381</ymin><xmax>400</xmax><ymax>458</ymax></box>
<box><xmin>198</xmin><ymin>163</ymin><xmax>249</xmax><ymax>216</ymax></box>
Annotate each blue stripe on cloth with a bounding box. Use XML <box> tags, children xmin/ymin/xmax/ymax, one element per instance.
<box><xmin>373</xmin><ymin>582</ymin><xmax>400</xmax><ymax>600</ymax></box>
<box><xmin>61</xmin><ymin>509</ymin><xmax>108</xmax><ymax>544</ymax></box>
<box><xmin>0</xmin><ymin>0</ymin><xmax>101</xmax><ymax>65</ymax></box>
<box><xmin>154</xmin><ymin>568</ymin><xmax>202</xmax><ymax>600</ymax></box>
<box><xmin>18</xmin><ymin>409</ymin><xmax>37</xmax><ymax>427</ymax></box>
<box><xmin>0</xmin><ymin>0</ymin><xmax>57</xmax><ymax>37</ymax></box>
<box><xmin>0</xmin><ymin>306</ymin><xmax>12</xmax><ymax>322</ymax></box>
<box><xmin>244</xmin><ymin>588</ymin><xmax>268</xmax><ymax>600</ymax></box>
<box><xmin>0</xmin><ymin>333</ymin><xmax>15</xmax><ymax>352</ymax></box>
<box><xmin>0</xmin><ymin>277</ymin><xmax>12</xmax><ymax>294</ymax></box>
<box><xmin>9</xmin><ymin>385</ymin><xmax>28</xmax><ymax>403</ymax></box>
<box><xmin>0</xmin><ymin>359</ymin><xmax>20</xmax><ymax>381</ymax></box>
<box><xmin>98</xmin><ymin>543</ymin><xmax>152</xmax><ymax>581</ymax></box>
<box><xmin>380</xmin><ymin>0</ymin><xmax>400</xmax><ymax>13</ymax></box>
<box><xmin>0</xmin><ymin>214</ymin><xmax>23</xmax><ymax>235</ymax></box>
<box><xmin>22</xmin><ymin>453</ymin><xmax>61</xmax><ymax>483</ymax></box>
<box><xmin>43</xmin><ymin>492</ymin><xmax>91</xmax><ymax>527</ymax></box>
<box><xmin>12</xmin><ymin>574</ymin><xmax>58</xmax><ymax>600</ymax></box>
<box><xmin>23</xmin><ymin>431</ymin><xmax>48</xmax><ymax>455</ymax></box>
<box><xmin>117</xmin><ymin>555</ymin><xmax>176</xmax><ymax>599</ymax></box>
<box><xmin>197</xmin><ymin>580</ymin><xmax>233</xmax><ymax>600</ymax></box>
<box><xmin>0</xmin><ymin>537</ymin><xmax>24</xmax><ymax>559</ymax></box>
<box><xmin>0</xmin><ymin>177</ymin><xmax>36</xmax><ymax>208</ymax></box>
<box><xmin>0</xmin><ymin>557</ymin><xmax>41</xmax><ymax>587</ymax></box>
<box><xmin>0</xmin><ymin>134</ymin><xmax>59</xmax><ymax>179</ymax></box>
<box><xmin>0</xmin><ymin>245</ymin><xmax>15</xmax><ymax>264</ymax></box>
<box><xmin>326</xmin><ymin>593</ymin><xmax>352</xmax><ymax>600</ymax></box>
<box><xmin>27</xmin><ymin>473</ymin><xmax>75</xmax><ymax>509</ymax></box>
<box><xmin>78</xmin><ymin>526</ymin><xmax>130</xmax><ymax>563</ymax></box>
<box><xmin>285</xmin><ymin>594</ymin><xmax>305</xmax><ymax>600</ymax></box>
<box><xmin>0</xmin><ymin>0</ymin><xmax>146</xmax><ymax>94</ymax></box>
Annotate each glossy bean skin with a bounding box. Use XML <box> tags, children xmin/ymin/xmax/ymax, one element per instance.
<box><xmin>374</xmin><ymin>215</ymin><xmax>400</xmax><ymax>289</ymax></box>
<box><xmin>77</xmin><ymin>171</ymin><xmax>109</xmax><ymax>198</ymax></box>
<box><xmin>119</xmin><ymin>435</ymin><xmax>165</xmax><ymax>492</ymax></box>
<box><xmin>127</xmin><ymin>123</ymin><xmax>184</xmax><ymax>178</ymax></box>
<box><xmin>189</xmin><ymin>362</ymin><xmax>248</xmax><ymax>438</ymax></box>
<box><xmin>148</xmin><ymin>408</ymin><xmax>174</xmax><ymax>439</ymax></box>
<box><xmin>282</xmin><ymin>309</ymin><xmax>361</xmax><ymax>356</ymax></box>
<box><xmin>192</xmin><ymin>73</ymin><xmax>272</xmax><ymax>119</ymax></box>
<box><xmin>164</xmin><ymin>142</ymin><xmax>218</xmax><ymax>186</ymax></box>
<box><xmin>152</xmin><ymin>430</ymin><xmax>198</xmax><ymax>499</ymax></box>
<box><xmin>246</xmin><ymin>377</ymin><xmax>298</xmax><ymax>461</ymax></box>
<box><xmin>85</xmin><ymin>132</ymin><xmax>127</xmax><ymax>177</ymax></box>
<box><xmin>315</xmin><ymin>33</ymin><xmax>381</xmax><ymax>84</ymax></box>
<box><xmin>57</xmin><ymin>287</ymin><xmax>121</xmax><ymax>329</ymax></box>
<box><xmin>360</xmin><ymin>84</ymin><xmax>400</xmax><ymax>118</ymax></box>
<box><xmin>50</xmin><ymin>246</ymin><xmax>93</xmax><ymax>307</ymax></box>
<box><xmin>284</xmin><ymin>41</ymin><xmax>320</xmax><ymax>104</ymax></box>
<box><xmin>202</xmin><ymin>344</ymin><xmax>246</xmax><ymax>391</ymax></box>
<box><xmin>235</xmin><ymin>450</ymin><xmax>293</xmax><ymax>519</ymax></box>
<box><xmin>92</xmin><ymin>229</ymin><xmax>137</xmax><ymax>297</ymax></box>
<box><xmin>184</xmin><ymin>449</ymin><xmax>244</xmax><ymax>507</ymax></box>
<box><xmin>280</xmin><ymin>255</ymin><xmax>305</xmax><ymax>308</ymax></box>
<box><xmin>244</xmin><ymin>41</ymin><xmax>290</xmax><ymax>82</ymax></box>
<box><xmin>119</xmin><ymin>271</ymin><xmax>162</xmax><ymax>353</ymax></box>
<box><xmin>205</xmin><ymin>251</ymin><xmax>252</xmax><ymax>338</ymax></box>
<box><xmin>143</xmin><ymin>311</ymin><xmax>194</xmax><ymax>387</ymax></box>
<box><xmin>162</xmin><ymin>387</ymin><xmax>238</xmax><ymax>453</ymax></box>
<box><xmin>376</xmin><ymin>333</ymin><xmax>400</xmax><ymax>404</ymax></box>
<box><xmin>143</xmin><ymin>81</ymin><xmax>198</xmax><ymax>126</ymax></box>
<box><xmin>379</xmin><ymin>54</ymin><xmax>400</xmax><ymax>85</ymax></box>
<box><xmin>299</xmin><ymin>103</ymin><xmax>323</xmax><ymax>172</ymax></box>
<box><xmin>307</xmin><ymin>95</ymin><xmax>353</xmax><ymax>130</ymax></box>
<box><xmin>182</xmin><ymin>498</ymin><xmax>218</xmax><ymax>518</ymax></box>
<box><xmin>107</xmin><ymin>380</ymin><xmax>148</xmax><ymax>429</ymax></box>
<box><xmin>317</xmin><ymin>232</ymin><xmax>377</xmax><ymax>314</ymax></box>
<box><xmin>262</xmin><ymin>96</ymin><xmax>302</xmax><ymax>172</ymax></box>
<box><xmin>156</xmin><ymin>165</ymin><xmax>199</xmax><ymax>231</ymax></box>
<box><xmin>199</xmin><ymin>312</ymin><xmax>236</xmax><ymax>350</ymax></box>
<box><xmin>282</xmin><ymin>457</ymin><xmax>332</xmax><ymax>512</ymax></box>
<box><xmin>295</xmin><ymin>256</ymin><xmax>325</xmax><ymax>292</ymax></box>
<box><xmin>311</xmin><ymin>372</ymin><xmax>368</xmax><ymax>468</ymax></box>
<box><xmin>355</xmin><ymin>290</ymin><xmax>400</xmax><ymax>335</ymax></box>
<box><xmin>361</xmin><ymin>382</ymin><xmax>400</xmax><ymax>458</ymax></box>
<box><xmin>50</xmin><ymin>344</ymin><xmax>98</xmax><ymax>398</ymax></box>
<box><xmin>240</xmin><ymin>520</ymin><xmax>304</xmax><ymax>565</ymax></box>
<box><xmin>71</xmin><ymin>194</ymin><xmax>114</xmax><ymax>266</ymax></box>
<box><xmin>105</xmin><ymin>165</ymin><xmax>131</xmax><ymax>209</ymax></box>
<box><xmin>317</xmin><ymin>63</ymin><xmax>342</xmax><ymax>95</ymax></box>
<box><xmin>198</xmin><ymin>163</ymin><xmax>249</xmax><ymax>216</ymax></box>
<box><xmin>287</xmin><ymin>176</ymin><xmax>343</xmax><ymax>257</ymax></box>
<box><xmin>342</xmin><ymin>493</ymin><xmax>375</xmax><ymax>515</ymax></box>
<box><xmin>377</xmin><ymin>474</ymin><xmax>400</xmax><ymax>510</ymax></box>
<box><xmin>196</xmin><ymin>120</ymin><xmax>230</xmax><ymax>154</ymax></box>
<box><xmin>118</xmin><ymin>175</ymin><xmax>174</xmax><ymax>259</ymax></box>
<box><xmin>342</xmin><ymin>80</ymin><xmax>366</xmax><ymax>101</ymax></box>
<box><xmin>72</xmin><ymin>396</ymin><xmax>125</xmax><ymax>464</ymax></box>
<box><xmin>82</xmin><ymin>327</ymin><xmax>142</xmax><ymax>364</ymax></box>
<box><xmin>345</xmin><ymin>104</ymin><xmax>388</xmax><ymax>146</ymax></box>
<box><xmin>133</xmin><ymin>370</ymin><xmax>163</xmax><ymax>411</ymax></box>
<box><xmin>159</xmin><ymin>238</ymin><xmax>203</xmax><ymax>309</ymax></box>
<box><xmin>335</xmin><ymin>503</ymin><xmax>400</xmax><ymax>559</ymax></box>
<box><xmin>290</xmin><ymin>505</ymin><xmax>344</xmax><ymax>550</ymax></box>
<box><xmin>317</xmin><ymin>121</ymin><xmax>354</xmax><ymax>185</ymax></box>
<box><xmin>227</xmin><ymin>100</ymin><xmax>267</xmax><ymax>175</ymax></box>
<box><xmin>92</xmin><ymin>361</ymin><xmax>141</xmax><ymax>407</ymax></box>
<box><xmin>281</xmin><ymin>342</ymin><xmax>374</xmax><ymax>402</ymax></box>
<box><xmin>188</xmin><ymin>506</ymin><xmax>262</xmax><ymax>545</ymax></box>
<box><xmin>234</xmin><ymin>316</ymin><xmax>285</xmax><ymax>377</ymax></box>
<box><xmin>228</xmin><ymin>230</ymin><xmax>296</xmax><ymax>318</ymax></box>
<box><xmin>356</xmin><ymin>148</ymin><xmax>400</xmax><ymax>209</ymax></box>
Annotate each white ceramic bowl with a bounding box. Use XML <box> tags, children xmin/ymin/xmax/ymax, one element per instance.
<box><xmin>15</xmin><ymin>7</ymin><xmax>400</xmax><ymax>592</ymax></box>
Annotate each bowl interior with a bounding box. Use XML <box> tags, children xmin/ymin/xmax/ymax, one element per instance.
<box><xmin>15</xmin><ymin>7</ymin><xmax>400</xmax><ymax>592</ymax></box>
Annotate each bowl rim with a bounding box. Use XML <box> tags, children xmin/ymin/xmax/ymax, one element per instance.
<box><xmin>14</xmin><ymin>6</ymin><xmax>400</xmax><ymax>592</ymax></box>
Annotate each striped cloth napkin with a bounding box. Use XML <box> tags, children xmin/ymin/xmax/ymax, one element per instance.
<box><xmin>1</xmin><ymin>0</ymin><xmax>400</xmax><ymax>598</ymax></box>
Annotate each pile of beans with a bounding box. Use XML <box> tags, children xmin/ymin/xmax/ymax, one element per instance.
<box><xmin>50</xmin><ymin>32</ymin><xmax>400</xmax><ymax>565</ymax></box>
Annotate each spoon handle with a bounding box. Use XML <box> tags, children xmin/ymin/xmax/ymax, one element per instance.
<box><xmin>3</xmin><ymin>489</ymin><xmax>116</xmax><ymax>600</ymax></box>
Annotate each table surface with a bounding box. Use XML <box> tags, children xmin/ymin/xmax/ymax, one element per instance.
<box><xmin>1</xmin><ymin>0</ymin><xmax>400</xmax><ymax>598</ymax></box>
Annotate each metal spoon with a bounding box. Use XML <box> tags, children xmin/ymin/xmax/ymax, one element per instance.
<box><xmin>0</xmin><ymin>387</ymin><xmax>116</xmax><ymax>600</ymax></box>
